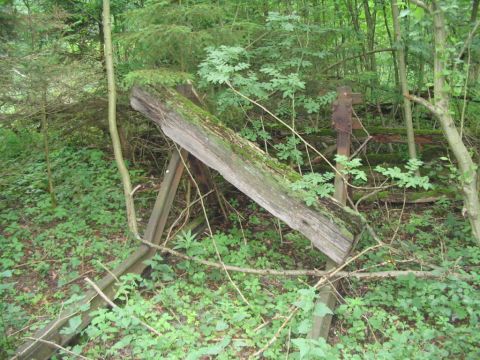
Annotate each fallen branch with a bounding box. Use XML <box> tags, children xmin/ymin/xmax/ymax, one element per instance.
<box><xmin>249</xmin><ymin>244</ymin><xmax>382</xmax><ymax>358</ymax></box>
<box><xmin>23</xmin><ymin>337</ymin><xmax>92</xmax><ymax>360</ymax></box>
<box><xmin>141</xmin><ymin>239</ymin><xmax>473</xmax><ymax>281</ymax></box>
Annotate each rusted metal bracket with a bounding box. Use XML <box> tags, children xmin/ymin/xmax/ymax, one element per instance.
<box><xmin>310</xmin><ymin>86</ymin><xmax>363</xmax><ymax>340</ymax></box>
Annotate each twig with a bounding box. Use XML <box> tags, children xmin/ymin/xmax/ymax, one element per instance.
<box><xmin>389</xmin><ymin>189</ymin><xmax>407</xmax><ymax>244</ymax></box>
<box><xmin>23</xmin><ymin>337</ymin><xmax>92</xmax><ymax>360</ymax></box>
<box><xmin>457</xmin><ymin>21</ymin><xmax>480</xmax><ymax>62</ymax></box>
<box><xmin>350</xmin><ymin>107</ymin><xmax>372</xmax><ymax>159</ymax></box>
<box><xmin>96</xmin><ymin>261</ymin><xmax>119</xmax><ymax>283</ymax></box>
<box><xmin>142</xmin><ymin>239</ymin><xmax>473</xmax><ymax>280</ymax></box>
<box><xmin>84</xmin><ymin>277</ymin><xmax>161</xmax><ymax>337</ymax></box>
<box><xmin>60</xmin><ymin>270</ymin><xmax>94</xmax><ymax>287</ymax></box>
<box><xmin>14</xmin><ymin>304</ymin><xmax>84</xmax><ymax>358</ymax></box>
<box><xmin>130</xmin><ymin>184</ymin><xmax>142</xmax><ymax>196</ymax></box>
<box><xmin>162</xmin><ymin>189</ymin><xmax>214</xmax><ymax>247</ymax></box>
<box><xmin>408</xmin><ymin>0</ymin><xmax>432</xmax><ymax>12</ymax></box>
<box><xmin>173</xmin><ymin>144</ymin><xmax>252</xmax><ymax>308</ymax></box>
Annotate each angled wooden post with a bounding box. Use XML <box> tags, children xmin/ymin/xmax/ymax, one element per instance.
<box><xmin>142</xmin><ymin>148</ymin><xmax>186</xmax><ymax>258</ymax></box>
<box><xmin>14</xmin><ymin>149</ymin><xmax>187</xmax><ymax>359</ymax></box>
<box><xmin>310</xmin><ymin>86</ymin><xmax>362</xmax><ymax>339</ymax></box>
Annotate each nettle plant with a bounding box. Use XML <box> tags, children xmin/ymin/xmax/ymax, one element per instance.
<box><xmin>290</xmin><ymin>156</ymin><xmax>432</xmax><ymax>207</ymax></box>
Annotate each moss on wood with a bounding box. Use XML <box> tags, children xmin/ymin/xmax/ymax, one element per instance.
<box><xmin>131</xmin><ymin>85</ymin><xmax>364</xmax><ymax>262</ymax></box>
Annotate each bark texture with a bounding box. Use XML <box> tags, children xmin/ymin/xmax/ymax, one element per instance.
<box><xmin>409</xmin><ymin>0</ymin><xmax>480</xmax><ymax>243</ymax></box>
<box><xmin>391</xmin><ymin>0</ymin><xmax>418</xmax><ymax>164</ymax></box>
<box><xmin>131</xmin><ymin>85</ymin><xmax>362</xmax><ymax>263</ymax></box>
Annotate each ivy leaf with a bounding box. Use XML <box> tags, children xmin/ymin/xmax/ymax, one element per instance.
<box><xmin>314</xmin><ymin>302</ymin><xmax>334</xmax><ymax>317</ymax></box>
<box><xmin>60</xmin><ymin>315</ymin><xmax>82</xmax><ymax>335</ymax></box>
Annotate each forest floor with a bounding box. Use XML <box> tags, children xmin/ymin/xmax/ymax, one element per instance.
<box><xmin>1</xmin><ymin>129</ymin><xmax>480</xmax><ymax>360</ymax></box>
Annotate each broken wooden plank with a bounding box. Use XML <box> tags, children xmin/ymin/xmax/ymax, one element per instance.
<box><xmin>131</xmin><ymin>86</ymin><xmax>362</xmax><ymax>263</ymax></box>
<box><xmin>14</xmin><ymin>149</ymin><xmax>187</xmax><ymax>360</ymax></box>
<box><xmin>276</xmin><ymin>127</ymin><xmax>445</xmax><ymax>145</ymax></box>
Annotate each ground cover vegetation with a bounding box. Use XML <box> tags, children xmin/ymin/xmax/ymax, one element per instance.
<box><xmin>1</xmin><ymin>0</ymin><xmax>480</xmax><ymax>359</ymax></box>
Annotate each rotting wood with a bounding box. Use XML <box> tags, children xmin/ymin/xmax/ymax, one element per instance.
<box><xmin>144</xmin><ymin>149</ymin><xmax>186</xmax><ymax>255</ymax></box>
<box><xmin>176</xmin><ymin>82</ymin><xmax>227</xmax><ymax>218</ymax></box>
<box><xmin>130</xmin><ymin>85</ymin><xmax>362</xmax><ymax>263</ymax></box>
<box><xmin>14</xmin><ymin>149</ymin><xmax>188</xmax><ymax>360</ymax></box>
<box><xmin>277</xmin><ymin>127</ymin><xmax>445</xmax><ymax>144</ymax></box>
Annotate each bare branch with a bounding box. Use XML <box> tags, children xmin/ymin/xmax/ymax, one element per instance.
<box><xmin>458</xmin><ymin>21</ymin><xmax>480</xmax><ymax>61</ymax></box>
<box><xmin>141</xmin><ymin>239</ymin><xmax>473</xmax><ymax>280</ymax></box>
<box><xmin>405</xmin><ymin>93</ymin><xmax>441</xmax><ymax>117</ymax></box>
<box><xmin>23</xmin><ymin>338</ymin><xmax>92</xmax><ymax>360</ymax></box>
<box><xmin>409</xmin><ymin>0</ymin><xmax>432</xmax><ymax>12</ymax></box>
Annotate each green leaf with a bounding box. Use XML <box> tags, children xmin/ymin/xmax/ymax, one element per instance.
<box><xmin>186</xmin><ymin>336</ymin><xmax>231</xmax><ymax>360</ymax></box>
<box><xmin>314</xmin><ymin>302</ymin><xmax>333</xmax><ymax>317</ymax></box>
<box><xmin>215</xmin><ymin>320</ymin><xmax>229</xmax><ymax>331</ymax></box>
<box><xmin>399</xmin><ymin>9</ymin><xmax>410</xmax><ymax>18</ymax></box>
<box><xmin>60</xmin><ymin>315</ymin><xmax>82</xmax><ymax>335</ymax></box>
<box><xmin>297</xmin><ymin>318</ymin><xmax>312</xmax><ymax>334</ymax></box>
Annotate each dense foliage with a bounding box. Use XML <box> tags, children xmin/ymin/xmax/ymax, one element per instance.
<box><xmin>1</xmin><ymin>0</ymin><xmax>479</xmax><ymax>359</ymax></box>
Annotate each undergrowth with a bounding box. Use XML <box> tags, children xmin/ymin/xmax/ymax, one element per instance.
<box><xmin>1</xmin><ymin>128</ymin><xmax>479</xmax><ymax>359</ymax></box>
<box><xmin>0</xmin><ymin>128</ymin><xmax>147</xmax><ymax>357</ymax></box>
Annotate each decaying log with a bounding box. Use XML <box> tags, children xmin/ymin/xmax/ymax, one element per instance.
<box><xmin>131</xmin><ymin>86</ymin><xmax>362</xmax><ymax>263</ymax></box>
<box><xmin>276</xmin><ymin>127</ymin><xmax>446</xmax><ymax>145</ymax></box>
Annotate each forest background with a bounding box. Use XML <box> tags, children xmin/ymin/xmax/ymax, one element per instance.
<box><xmin>1</xmin><ymin>0</ymin><xmax>480</xmax><ymax>359</ymax></box>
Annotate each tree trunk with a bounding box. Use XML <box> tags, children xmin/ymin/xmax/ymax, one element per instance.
<box><xmin>391</xmin><ymin>0</ymin><xmax>418</xmax><ymax>165</ymax></box>
<box><xmin>471</xmin><ymin>0</ymin><xmax>479</xmax><ymax>22</ymax></box>
<box><xmin>41</xmin><ymin>86</ymin><xmax>56</xmax><ymax>208</ymax></box>
<box><xmin>103</xmin><ymin>0</ymin><xmax>138</xmax><ymax>236</ymax></box>
<box><xmin>409</xmin><ymin>0</ymin><xmax>480</xmax><ymax>243</ymax></box>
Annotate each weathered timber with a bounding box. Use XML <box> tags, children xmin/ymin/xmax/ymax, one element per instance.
<box><xmin>15</xmin><ymin>150</ymin><xmax>188</xmax><ymax>360</ymax></box>
<box><xmin>353</xmin><ymin>187</ymin><xmax>458</xmax><ymax>204</ymax></box>
<box><xmin>131</xmin><ymin>86</ymin><xmax>362</xmax><ymax>263</ymax></box>
<box><xmin>309</xmin><ymin>86</ymin><xmax>357</xmax><ymax>340</ymax></box>
<box><xmin>276</xmin><ymin>127</ymin><xmax>445</xmax><ymax>144</ymax></box>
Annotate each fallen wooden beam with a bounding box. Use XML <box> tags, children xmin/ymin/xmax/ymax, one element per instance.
<box><xmin>276</xmin><ymin>127</ymin><xmax>445</xmax><ymax>145</ymax></box>
<box><xmin>131</xmin><ymin>86</ymin><xmax>362</xmax><ymax>263</ymax></box>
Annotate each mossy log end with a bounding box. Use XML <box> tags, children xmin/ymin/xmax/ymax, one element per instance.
<box><xmin>131</xmin><ymin>86</ymin><xmax>362</xmax><ymax>263</ymax></box>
